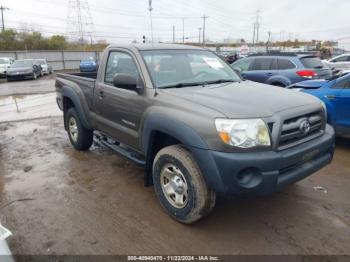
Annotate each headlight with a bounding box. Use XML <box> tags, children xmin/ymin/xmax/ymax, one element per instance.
<box><xmin>215</xmin><ymin>118</ymin><xmax>271</xmax><ymax>148</ymax></box>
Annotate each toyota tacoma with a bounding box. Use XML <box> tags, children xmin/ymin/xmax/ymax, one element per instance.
<box><xmin>55</xmin><ymin>44</ymin><xmax>335</xmax><ymax>223</ymax></box>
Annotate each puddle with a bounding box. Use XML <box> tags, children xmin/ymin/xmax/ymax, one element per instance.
<box><xmin>0</xmin><ymin>93</ymin><xmax>62</xmax><ymax>122</ymax></box>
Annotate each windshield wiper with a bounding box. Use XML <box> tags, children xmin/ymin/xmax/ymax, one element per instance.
<box><xmin>158</xmin><ymin>79</ymin><xmax>236</xmax><ymax>89</ymax></box>
<box><xmin>159</xmin><ymin>82</ymin><xmax>207</xmax><ymax>89</ymax></box>
<box><xmin>205</xmin><ymin>79</ymin><xmax>236</xmax><ymax>85</ymax></box>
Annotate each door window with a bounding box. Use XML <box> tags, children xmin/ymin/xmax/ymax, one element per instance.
<box><xmin>232</xmin><ymin>58</ymin><xmax>252</xmax><ymax>71</ymax></box>
<box><xmin>105</xmin><ymin>51</ymin><xmax>140</xmax><ymax>85</ymax></box>
<box><xmin>278</xmin><ymin>59</ymin><xmax>296</xmax><ymax>70</ymax></box>
<box><xmin>250</xmin><ymin>58</ymin><xmax>275</xmax><ymax>70</ymax></box>
<box><xmin>333</xmin><ymin>79</ymin><xmax>350</xmax><ymax>89</ymax></box>
<box><xmin>331</xmin><ymin>56</ymin><xmax>349</xmax><ymax>63</ymax></box>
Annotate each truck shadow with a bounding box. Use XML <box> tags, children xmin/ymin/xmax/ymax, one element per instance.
<box><xmin>335</xmin><ymin>137</ymin><xmax>350</xmax><ymax>150</ymax></box>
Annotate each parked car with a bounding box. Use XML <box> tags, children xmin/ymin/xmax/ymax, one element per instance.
<box><xmin>0</xmin><ymin>57</ymin><xmax>14</xmax><ymax>78</ymax></box>
<box><xmin>231</xmin><ymin>53</ymin><xmax>332</xmax><ymax>87</ymax></box>
<box><xmin>6</xmin><ymin>59</ymin><xmax>42</xmax><ymax>81</ymax></box>
<box><xmin>56</xmin><ymin>44</ymin><xmax>334</xmax><ymax>223</ymax></box>
<box><xmin>35</xmin><ymin>59</ymin><xmax>53</xmax><ymax>75</ymax></box>
<box><xmin>79</xmin><ymin>57</ymin><xmax>98</xmax><ymax>72</ymax></box>
<box><xmin>289</xmin><ymin>73</ymin><xmax>350</xmax><ymax>137</ymax></box>
<box><xmin>323</xmin><ymin>53</ymin><xmax>350</xmax><ymax>71</ymax></box>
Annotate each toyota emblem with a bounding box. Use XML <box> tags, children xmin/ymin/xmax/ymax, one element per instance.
<box><xmin>300</xmin><ymin>119</ymin><xmax>311</xmax><ymax>135</ymax></box>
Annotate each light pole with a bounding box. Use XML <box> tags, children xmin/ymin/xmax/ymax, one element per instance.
<box><xmin>148</xmin><ymin>0</ymin><xmax>154</xmax><ymax>43</ymax></box>
<box><xmin>198</xmin><ymin>27</ymin><xmax>202</xmax><ymax>44</ymax></box>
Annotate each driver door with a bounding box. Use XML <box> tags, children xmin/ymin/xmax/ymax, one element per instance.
<box><xmin>94</xmin><ymin>50</ymin><xmax>146</xmax><ymax>151</ymax></box>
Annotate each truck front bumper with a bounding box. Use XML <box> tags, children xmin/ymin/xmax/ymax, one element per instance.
<box><xmin>191</xmin><ymin>124</ymin><xmax>335</xmax><ymax>196</ymax></box>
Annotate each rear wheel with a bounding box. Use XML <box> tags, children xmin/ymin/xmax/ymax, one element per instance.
<box><xmin>153</xmin><ymin>145</ymin><xmax>216</xmax><ymax>224</ymax></box>
<box><xmin>272</xmin><ymin>82</ymin><xmax>285</xmax><ymax>87</ymax></box>
<box><xmin>65</xmin><ymin>108</ymin><xmax>93</xmax><ymax>150</ymax></box>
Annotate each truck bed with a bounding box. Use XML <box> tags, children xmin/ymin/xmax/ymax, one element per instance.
<box><xmin>55</xmin><ymin>71</ymin><xmax>97</xmax><ymax>114</ymax></box>
<box><xmin>57</xmin><ymin>71</ymin><xmax>97</xmax><ymax>80</ymax></box>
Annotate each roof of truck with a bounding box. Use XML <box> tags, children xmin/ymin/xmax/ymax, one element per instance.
<box><xmin>107</xmin><ymin>44</ymin><xmax>205</xmax><ymax>51</ymax></box>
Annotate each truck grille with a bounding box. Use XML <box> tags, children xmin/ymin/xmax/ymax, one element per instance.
<box><xmin>278</xmin><ymin>111</ymin><xmax>324</xmax><ymax>150</ymax></box>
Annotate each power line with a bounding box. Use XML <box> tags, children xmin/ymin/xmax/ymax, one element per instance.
<box><xmin>6</xmin><ymin>26</ymin><xmax>199</xmax><ymax>41</ymax></box>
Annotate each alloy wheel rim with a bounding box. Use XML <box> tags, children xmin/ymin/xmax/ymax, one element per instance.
<box><xmin>68</xmin><ymin>117</ymin><xmax>78</xmax><ymax>142</ymax></box>
<box><xmin>160</xmin><ymin>163</ymin><xmax>189</xmax><ymax>208</ymax></box>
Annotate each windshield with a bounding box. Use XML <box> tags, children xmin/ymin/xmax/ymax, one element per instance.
<box><xmin>11</xmin><ymin>60</ymin><xmax>33</xmax><ymax>68</ymax></box>
<box><xmin>300</xmin><ymin>57</ymin><xmax>324</xmax><ymax>69</ymax></box>
<box><xmin>141</xmin><ymin>49</ymin><xmax>241</xmax><ymax>88</ymax></box>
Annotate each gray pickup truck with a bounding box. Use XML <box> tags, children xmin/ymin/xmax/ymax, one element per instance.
<box><xmin>56</xmin><ymin>44</ymin><xmax>335</xmax><ymax>223</ymax></box>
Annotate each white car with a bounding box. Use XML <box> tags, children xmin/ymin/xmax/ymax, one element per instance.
<box><xmin>35</xmin><ymin>59</ymin><xmax>53</xmax><ymax>75</ymax></box>
<box><xmin>0</xmin><ymin>57</ymin><xmax>14</xmax><ymax>78</ymax></box>
<box><xmin>324</xmin><ymin>53</ymin><xmax>350</xmax><ymax>71</ymax></box>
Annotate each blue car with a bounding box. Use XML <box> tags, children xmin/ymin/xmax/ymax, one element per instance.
<box><xmin>289</xmin><ymin>73</ymin><xmax>350</xmax><ymax>137</ymax></box>
<box><xmin>79</xmin><ymin>57</ymin><xmax>98</xmax><ymax>72</ymax></box>
<box><xmin>231</xmin><ymin>53</ymin><xmax>332</xmax><ymax>87</ymax></box>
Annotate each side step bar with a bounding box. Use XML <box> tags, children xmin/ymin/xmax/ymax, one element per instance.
<box><xmin>93</xmin><ymin>132</ymin><xmax>146</xmax><ymax>166</ymax></box>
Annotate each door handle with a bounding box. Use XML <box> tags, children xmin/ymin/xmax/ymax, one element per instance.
<box><xmin>266</xmin><ymin>73</ymin><xmax>273</xmax><ymax>76</ymax></box>
<box><xmin>98</xmin><ymin>90</ymin><xmax>104</xmax><ymax>98</ymax></box>
<box><xmin>325</xmin><ymin>95</ymin><xmax>336</xmax><ymax>100</ymax></box>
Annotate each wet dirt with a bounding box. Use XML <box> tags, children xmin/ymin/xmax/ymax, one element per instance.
<box><xmin>0</xmin><ymin>75</ymin><xmax>55</xmax><ymax>96</ymax></box>
<box><xmin>0</xmin><ymin>118</ymin><xmax>350</xmax><ymax>255</ymax></box>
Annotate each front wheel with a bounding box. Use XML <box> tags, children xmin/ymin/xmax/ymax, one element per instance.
<box><xmin>65</xmin><ymin>108</ymin><xmax>93</xmax><ymax>150</ymax></box>
<box><xmin>153</xmin><ymin>145</ymin><xmax>216</xmax><ymax>224</ymax></box>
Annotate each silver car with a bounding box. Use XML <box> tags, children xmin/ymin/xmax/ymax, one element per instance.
<box><xmin>324</xmin><ymin>53</ymin><xmax>350</xmax><ymax>71</ymax></box>
<box><xmin>0</xmin><ymin>57</ymin><xmax>14</xmax><ymax>78</ymax></box>
<box><xmin>36</xmin><ymin>59</ymin><xmax>53</xmax><ymax>75</ymax></box>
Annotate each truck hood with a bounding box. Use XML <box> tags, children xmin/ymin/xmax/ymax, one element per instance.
<box><xmin>161</xmin><ymin>81</ymin><xmax>320</xmax><ymax>118</ymax></box>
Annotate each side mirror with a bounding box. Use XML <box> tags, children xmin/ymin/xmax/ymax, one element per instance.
<box><xmin>113</xmin><ymin>73</ymin><xmax>140</xmax><ymax>92</ymax></box>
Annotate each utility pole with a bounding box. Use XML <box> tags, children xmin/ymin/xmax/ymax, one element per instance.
<box><xmin>182</xmin><ymin>18</ymin><xmax>185</xmax><ymax>43</ymax></box>
<box><xmin>252</xmin><ymin>23</ymin><xmax>256</xmax><ymax>46</ymax></box>
<box><xmin>266</xmin><ymin>31</ymin><xmax>271</xmax><ymax>52</ymax></box>
<box><xmin>172</xmin><ymin>25</ymin><xmax>175</xmax><ymax>43</ymax></box>
<box><xmin>0</xmin><ymin>6</ymin><xmax>9</xmax><ymax>32</ymax></box>
<box><xmin>252</xmin><ymin>10</ymin><xmax>261</xmax><ymax>46</ymax></box>
<box><xmin>201</xmin><ymin>15</ymin><xmax>209</xmax><ymax>46</ymax></box>
<box><xmin>198</xmin><ymin>27</ymin><xmax>202</xmax><ymax>44</ymax></box>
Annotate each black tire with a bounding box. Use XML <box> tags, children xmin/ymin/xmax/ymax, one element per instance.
<box><xmin>65</xmin><ymin>108</ymin><xmax>93</xmax><ymax>151</ymax></box>
<box><xmin>153</xmin><ymin>145</ymin><xmax>216</xmax><ymax>224</ymax></box>
<box><xmin>272</xmin><ymin>82</ymin><xmax>285</xmax><ymax>87</ymax></box>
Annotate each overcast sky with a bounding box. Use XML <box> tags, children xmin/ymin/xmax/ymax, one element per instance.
<box><xmin>1</xmin><ymin>0</ymin><xmax>350</xmax><ymax>48</ymax></box>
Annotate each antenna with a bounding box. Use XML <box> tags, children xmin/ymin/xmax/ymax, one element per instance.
<box><xmin>67</xmin><ymin>0</ymin><xmax>95</xmax><ymax>47</ymax></box>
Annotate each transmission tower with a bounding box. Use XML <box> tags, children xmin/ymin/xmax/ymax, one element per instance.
<box><xmin>66</xmin><ymin>0</ymin><xmax>95</xmax><ymax>45</ymax></box>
